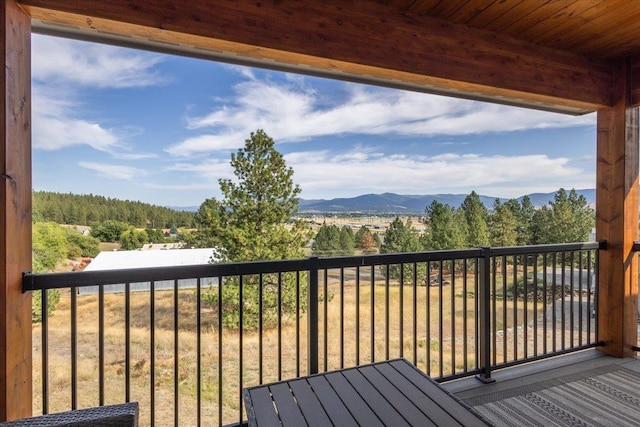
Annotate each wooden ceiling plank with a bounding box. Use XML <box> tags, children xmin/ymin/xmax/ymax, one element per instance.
<box><xmin>404</xmin><ymin>0</ymin><xmax>441</xmax><ymax>14</ymax></box>
<box><xmin>516</xmin><ymin>0</ymin><xmax>606</xmax><ymax>42</ymax></box>
<box><xmin>481</xmin><ymin>0</ymin><xmax>551</xmax><ymax>33</ymax></box>
<box><xmin>422</xmin><ymin>0</ymin><xmax>470</xmax><ymax>19</ymax></box>
<box><xmin>446</xmin><ymin>0</ymin><xmax>509</xmax><ymax>25</ymax></box>
<box><xmin>465</xmin><ymin>0</ymin><xmax>527</xmax><ymax>28</ymax></box>
<box><xmin>536</xmin><ymin>0</ymin><xmax>629</xmax><ymax>45</ymax></box>
<box><xmin>564</xmin><ymin>7</ymin><xmax>640</xmax><ymax>55</ymax></box>
<box><xmin>19</xmin><ymin>0</ymin><xmax>612</xmax><ymax>112</ymax></box>
<box><xmin>500</xmin><ymin>1</ymin><xmax>574</xmax><ymax>37</ymax></box>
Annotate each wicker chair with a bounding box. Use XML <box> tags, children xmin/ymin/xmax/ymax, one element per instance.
<box><xmin>0</xmin><ymin>402</ymin><xmax>138</xmax><ymax>427</ymax></box>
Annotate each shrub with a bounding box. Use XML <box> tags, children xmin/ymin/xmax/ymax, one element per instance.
<box><xmin>31</xmin><ymin>289</ymin><xmax>61</xmax><ymax>324</ymax></box>
<box><xmin>201</xmin><ymin>272</ymin><xmax>307</xmax><ymax>330</ymax></box>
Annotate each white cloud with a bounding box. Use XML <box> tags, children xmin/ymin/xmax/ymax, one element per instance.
<box><xmin>284</xmin><ymin>149</ymin><xmax>593</xmax><ymax>200</ymax></box>
<box><xmin>167</xmin><ymin>74</ymin><xmax>596</xmax><ymax>156</ymax></box>
<box><xmin>78</xmin><ymin>161</ymin><xmax>146</xmax><ymax>180</ymax></box>
<box><xmin>32</xmin><ymin>87</ymin><xmax>121</xmax><ymax>151</ymax></box>
<box><xmin>32</xmin><ymin>35</ymin><xmax>166</xmax><ymax>154</ymax></box>
<box><xmin>32</xmin><ymin>34</ymin><xmax>166</xmax><ymax>88</ymax></box>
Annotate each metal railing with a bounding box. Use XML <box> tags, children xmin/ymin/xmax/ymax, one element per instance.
<box><xmin>23</xmin><ymin>242</ymin><xmax>601</xmax><ymax>426</ymax></box>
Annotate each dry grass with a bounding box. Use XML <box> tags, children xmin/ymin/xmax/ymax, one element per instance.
<box><xmin>32</xmin><ymin>271</ymin><xmax>593</xmax><ymax>426</ymax></box>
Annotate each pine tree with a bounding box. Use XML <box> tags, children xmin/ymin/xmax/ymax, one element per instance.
<box><xmin>196</xmin><ymin>130</ymin><xmax>311</xmax><ymax>329</ymax></box>
<box><xmin>460</xmin><ymin>191</ymin><xmax>490</xmax><ymax>247</ymax></box>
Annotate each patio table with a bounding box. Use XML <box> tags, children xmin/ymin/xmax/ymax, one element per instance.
<box><xmin>243</xmin><ymin>358</ymin><xmax>489</xmax><ymax>426</ymax></box>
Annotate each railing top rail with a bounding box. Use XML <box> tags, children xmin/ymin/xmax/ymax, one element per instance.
<box><xmin>23</xmin><ymin>257</ymin><xmax>313</xmax><ymax>291</ymax></box>
<box><xmin>316</xmin><ymin>248</ymin><xmax>482</xmax><ymax>269</ymax></box>
<box><xmin>488</xmin><ymin>241</ymin><xmax>601</xmax><ymax>256</ymax></box>
<box><xmin>23</xmin><ymin>241</ymin><xmax>603</xmax><ymax>291</ymax></box>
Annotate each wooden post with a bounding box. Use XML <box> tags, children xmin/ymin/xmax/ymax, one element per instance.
<box><xmin>596</xmin><ymin>58</ymin><xmax>639</xmax><ymax>358</ymax></box>
<box><xmin>0</xmin><ymin>0</ymin><xmax>32</xmax><ymax>420</ymax></box>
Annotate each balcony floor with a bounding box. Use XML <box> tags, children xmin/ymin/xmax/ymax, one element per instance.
<box><xmin>442</xmin><ymin>349</ymin><xmax>640</xmax><ymax>427</ymax></box>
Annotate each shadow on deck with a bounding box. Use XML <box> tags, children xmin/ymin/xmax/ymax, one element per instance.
<box><xmin>443</xmin><ymin>349</ymin><xmax>640</xmax><ymax>426</ymax></box>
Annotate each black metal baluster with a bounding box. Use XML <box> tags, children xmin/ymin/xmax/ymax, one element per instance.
<box><xmin>174</xmin><ymin>279</ymin><xmax>179</xmax><ymax>427</ymax></box>
<box><xmin>413</xmin><ymin>262</ymin><xmax>418</xmax><ymax>366</ymax></box>
<box><xmin>99</xmin><ymin>285</ymin><xmax>105</xmax><ymax>406</ymax></box>
<box><xmin>71</xmin><ymin>287</ymin><xmax>77</xmax><ymax>410</ymax></box>
<box><xmin>42</xmin><ymin>289</ymin><xmax>49</xmax><ymax>414</ymax></box>
<box><xmin>371</xmin><ymin>265</ymin><xmax>376</xmax><ymax>363</ymax></box>
<box><xmin>150</xmin><ymin>280</ymin><xmax>155</xmax><ymax>427</ymax></box>
<box><xmin>323</xmin><ymin>268</ymin><xmax>328</xmax><ymax>372</ymax></box>
<box><xmin>238</xmin><ymin>275</ymin><xmax>243</xmax><ymax>424</ymax></box>
<box><xmin>356</xmin><ymin>266</ymin><xmax>360</xmax><ymax>366</ymax></box>
<box><xmin>196</xmin><ymin>278</ymin><xmax>201</xmax><ymax>427</ymax></box>
<box><xmin>125</xmin><ymin>282</ymin><xmax>131</xmax><ymax>404</ymax></box>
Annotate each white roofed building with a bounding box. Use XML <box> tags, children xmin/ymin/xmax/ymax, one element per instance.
<box><xmin>79</xmin><ymin>248</ymin><xmax>220</xmax><ymax>295</ymax></box>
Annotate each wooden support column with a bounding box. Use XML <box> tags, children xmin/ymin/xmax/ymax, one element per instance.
<box><xmin>0</xmin><ymin>0</ymin><xmax>32</xmax><ymax>420</ymax></box>
<box><xmin>596</xmin><ymin>58</ymin><xmax>639</xmax><ymax>358</ymax></box>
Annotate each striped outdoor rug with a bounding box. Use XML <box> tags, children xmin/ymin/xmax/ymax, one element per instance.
<box><xmin>465</xmin><ymin>365</ymin><xmax>640</xmax><ymax>427</ymax></box>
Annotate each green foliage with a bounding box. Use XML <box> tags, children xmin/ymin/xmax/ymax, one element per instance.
<box><xmin>355</xmin><ymin>226</ymin><xmax>378</xmax><ymax>254</ymax></box>
<box><xmin>32</xmin><ymin>190</ymin><xmax>195</xmax><ymax>228</ymax></box>
<box><xmin>145</xmin><ymin>228</ymin><xmax>167</xmax><ymax>243</ymax></box>
<box><xmin>422</xmin><ymin>201</ymin><xmax>467</xmax><ymax>250</ymax></box>
<box><xmin>380</xmin><ymin>217</ymin><xmax>424</xmax><ymax>283</ymax></box>
<box><xmin>197</xmin><ymin>130</ymin><xmax>311</xmax><ymax>329</ymax></box>
<box><xmin>461</xmin><ymin>191</ymin><xmax>490</xmax><ymax>247</ymax></box>
<box><xmin>63</xmin><ymin>227</ymin><xmax>100</xmax><ymax>258</ymax></box>
<box><xmin>31</xmin><ymin>222</ymin><xmax>69</xmax><ymax>323</ymax></box>
<box><xmin>489</xmin><ymin>199</ymin><xmax>518</xmax><ymax>247</ymax></box>
<box><xmin>90</xmin><ymin>220</ymin><xmax>130</xmax><ymax>242</ymax></box>
<box><xmin>339</xmin><ymin>226</ymin><xmax>355</xmax><ymax>255</ymax></box>
<box><xmin>31</xmin><ymin>290</ymin><xmax>60</xmax><ymax>324</ymax></box>
<box><xmin>202</xmin><ymin>272</ymin><xmax>305</xmax><ymax>329</ymax></box>
<box><xmin>312</xmin><ymin>223</ymin><xmax>341</xmax><ymax>256</ymax></box>
<box><xmin>506</xmin><ymin>274</ymin><xmax>572</xmax><ymax>302</ymax></box>
<box><xmin>32</xmin><ymin>222</ymin><xmax>67</xmax><ymax>271</ymax></box>
<box><xmin>119</xmin><ymin>228</ymin><xmax>149</xmax><ymax>250</ymax></box>
<box><xmin>312</xmin><ymin>224</ymin><xmax>355</xmax><ymax>256</ymax></box>
<box><xmin>530</xmin><ymin>189</ymin><xmax>594</xmax><ymax>244</ymax></box>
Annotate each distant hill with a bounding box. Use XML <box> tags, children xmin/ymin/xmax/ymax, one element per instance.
<box><xmin>297</xmin><ymin>189</ymin><xmax>596</xmax><ymax>214</ymax></box>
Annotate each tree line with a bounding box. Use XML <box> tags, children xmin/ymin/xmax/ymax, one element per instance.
<box><xmin>312</xmin><ymin>189</ymin><xmax>594</xmax><ymax>256</ymax></box>
<box><xmin>33</xmin><ymin>191</ymin><xmax>196</xmax><ymax>228</ymax></box>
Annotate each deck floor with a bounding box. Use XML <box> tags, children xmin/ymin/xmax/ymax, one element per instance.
<box><xmin>442</xmin><ymin>349</ymin><xmax>640</xmax><ymax>426</ymax></box>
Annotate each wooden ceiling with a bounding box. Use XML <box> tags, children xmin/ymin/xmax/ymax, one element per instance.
<box><xmin>16</xmin><ymin>0</ymin><xmax>640</xmax><ymax>114</ymax></box>
<box><xmin>390</xmin><ymin>0</ymin><xmax>640</xmax><ymax>60</ymax></box>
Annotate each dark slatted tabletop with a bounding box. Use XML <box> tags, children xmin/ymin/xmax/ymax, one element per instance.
<box><xmin>243</xmin><ymin>358</ymin><xmax>489</xmax><ymax>426</ymax></box>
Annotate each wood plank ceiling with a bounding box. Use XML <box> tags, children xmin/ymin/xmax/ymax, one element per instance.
<box><xmin>17</xmin><ymin>0</ymin><xmax>640</xmax><ymax>113</ymax></box>
<box><xmin>389</xmin><ymin>0</ymin><xmax>640</xmax><ymax>60</ymax></box>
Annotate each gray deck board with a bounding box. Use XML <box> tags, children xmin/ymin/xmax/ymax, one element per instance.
<box><xmin>442</xmin><ymin>349</ymin><xmax>640</xmax><ymax>427</ymax></box>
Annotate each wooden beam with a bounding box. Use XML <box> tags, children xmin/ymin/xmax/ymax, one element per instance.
<box><xmin>0</xmin><ymin>0</ymin><xmax>32</xmax><ymax>421</ymax></box>
<box><xmin>596</xmin><ymin>58</ymin><xmax>639</xmax><ymax>358</ymax></box>
<box><xmin>19</xmin><ymin>0</ymin><xmax>612</xmax><ymax>114</ymax></box>
<box><xmin>631</xmin><ymin>56</ymin><xmax>640</xmax><ymax>108</ymax></box>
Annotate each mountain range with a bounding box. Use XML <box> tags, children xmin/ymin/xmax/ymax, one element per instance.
<box><xmin>297</xmin><ymin>189</ymin><xmax>595</xmax><ymax>214</ymax></box>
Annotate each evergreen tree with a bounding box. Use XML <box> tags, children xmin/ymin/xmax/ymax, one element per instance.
<box><xmin>460</xmin><ymin>191</ymin><xmax>490</xmax><ymax>247</ymax></box>
<box><xmin>339</xmin><ymin>225</ymin><xmax>355</xmax><ymax>255</ymax></box>
<box><xmin>489</xmin><ymin>199</ymin><xmax>518</xmax><ymax>247</ymax></box>
<box><xmin>423</xmin><ymin>201</ymin><xmax>467</xmax><ymax>250</ymax></box>
<box><xmin>531</xmin><ymin>188</ymin><xmax>594</xmax><ymax>244</ymax></box>
<box><xmin>312</xmin><ymin>223</ymin><xmax>341</xmax><ymax>256</ymax></box>
<box><xmin>380</xmin><ymin>217</ymin><xmax>424</xmax><ymax>283</ymax></box>
<box><xmin>196</xmin><ymin>130</ymin><xmax>311</xmax><ymax>329</ymax></box>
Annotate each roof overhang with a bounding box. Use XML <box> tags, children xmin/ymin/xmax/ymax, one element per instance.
<box><xmin>19</xmin><ymin>0</ymin><xmax>622</xmax><ymax>115</ymax></box>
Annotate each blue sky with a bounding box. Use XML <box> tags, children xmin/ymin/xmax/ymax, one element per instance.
<box><xmin>32</xmin><ymin>34</ymin><xmax>597</xmax><ymax>208</ymax></box>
